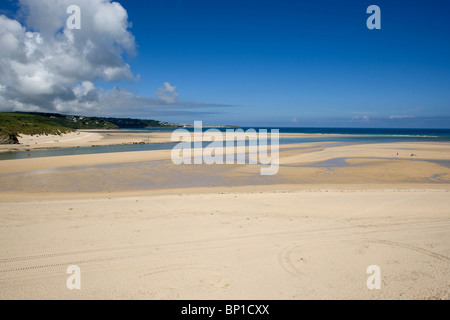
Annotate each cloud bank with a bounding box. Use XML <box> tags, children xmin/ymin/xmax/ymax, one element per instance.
<box><xmin>0</xmin><ymin>0</ymin><xmax>137</xmax><ymax>113</ymax></box>
<box><xmin>0</xmin><ymin>0</ymin><xmax>230</xmax><ymax>119</ymax></box>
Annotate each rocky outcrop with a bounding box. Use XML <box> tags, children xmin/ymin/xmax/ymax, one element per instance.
<box><xmin>0</xmin><ymin>133</ymin><xmax>19</xmax><ymax>144</ymax></box>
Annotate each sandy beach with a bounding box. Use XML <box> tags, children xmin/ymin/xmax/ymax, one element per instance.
<box><xmin>0</xmin><ymin>132</ymin><xmax>449</xmax><ymax>300</ymax></box>
<box><xmin>2</xmin><ymin>0</ymin><xmax>449</xmax><ymax>304</ymax></box>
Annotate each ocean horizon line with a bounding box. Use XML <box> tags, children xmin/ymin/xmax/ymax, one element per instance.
<box><xmin>120</xmin><ymin>127</ymin><xmax>450</xmax><ymax>137</ymax></box>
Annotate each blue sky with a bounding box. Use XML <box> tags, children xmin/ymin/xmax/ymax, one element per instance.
<box><xmin>1</xmin><ymin>0</ymin><xmax>450</xmax><ymax>128</ymax></box>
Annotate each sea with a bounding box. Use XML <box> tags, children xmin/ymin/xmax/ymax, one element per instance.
<box><xmin>1</xmin><ymin>127</ymin><xmax>449</xmax><ymax>161</ymax></box>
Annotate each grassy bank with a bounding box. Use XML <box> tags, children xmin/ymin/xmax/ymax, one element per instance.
<box><xmin>0</xmin><ymin>112</ymin><xmax>119</xmax><ymax>144</ymax></box>
<box><xmin>0</xmin><ymin>112</ymin><xmax>183</xmax><ymax>144</ymax></box>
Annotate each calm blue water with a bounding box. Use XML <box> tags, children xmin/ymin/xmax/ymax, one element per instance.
<box><xmin>1</xmin><ymin>127</ymin><xmax>449</xmax><ymax>161</ymax></box>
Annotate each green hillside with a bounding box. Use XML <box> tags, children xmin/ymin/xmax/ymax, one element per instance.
<box><xmin>21</xmin><ymin>112</ymin><xmax>120</xmax><ymax>130</ymax></box>
<box><xmin>0</xmin><ymin>112</ymin><xmax>178</xmax><ymax>144</ymax></box>
<box><xmin>0</xmin><ymin>113</ymin><xmax>119</xmax><ymax>135</ymax></box>
<box><xmin>0</xmin><ymin>112</ymin><xmax>118</xmax><ymax>144</ymax></box>
<box><xmin>97</xmin><ymin>117</ymin><xmax>176</xmax><ymax>128</ymax></box>
<box><xmin>0</xmin><ymin>113</ymin><xmax>75</xmax><ymax>136</ymax></box>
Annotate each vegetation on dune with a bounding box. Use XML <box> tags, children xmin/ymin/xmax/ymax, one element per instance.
<box><xmin>0</xmin><ymin>113</ymin><xmax>76</xmax><ymax>136</ymax></box>
<box><xmin>0</xmin><ymin>112</ymin><xmax>118</xmax><ymax>144</ymax></box>
<box><xmin>0</xmin><ymin>112</ymin><xmax>179</xmax><ymax>144</ymax></box>
<box><xmin>22</xmin><ymin>112</ymin><xmax>120</xmax><ymax>130</ymax></box>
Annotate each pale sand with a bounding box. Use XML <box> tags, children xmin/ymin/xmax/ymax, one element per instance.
<box><xmin>0</xmin><ymin>189</ymin><xmax>449</xmax><ymax>300</ymax></box>
<box><xmin>0</xmin><ymin>140</ymin><xmax>449</xmax><ymax>300</ymax></box>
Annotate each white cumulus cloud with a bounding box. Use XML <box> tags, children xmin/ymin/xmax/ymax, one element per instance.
<box><xmin>155</xmin><ymin>82</ymin><xmax>179</xmax><ymax>104</ymax></box>
<box><xmin>0</xmin><ymin>1</ymin><xmax>233</xmax><ymax>120</ymax></box>
<box><xmin>0</xmin><ymin>0</ymin><xmax>136</xmax><ymax>113</ymax></box>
